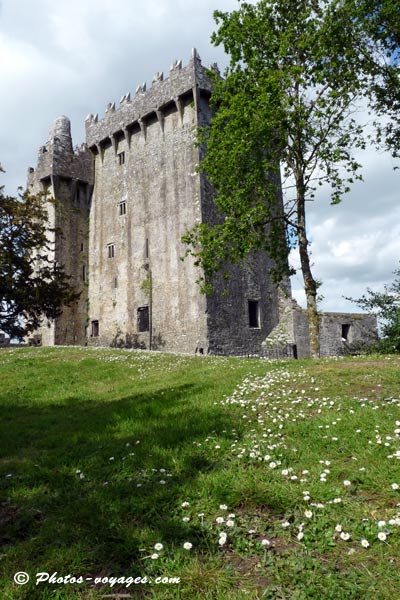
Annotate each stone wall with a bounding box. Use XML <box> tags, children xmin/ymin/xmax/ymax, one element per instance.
<box><xmin>86</xmin><ymin>53</ymin><xmax>209</xmax><ymax>352</ymax></box>
<box><xmin>205</xmin><ymin>257</ymin><xmax>281</xmax><ymax>355</ymax></box>
<box><xmin>319</xmin><ymin>312</ymin><xmax>378</xmax><ymax>356</ymax></box>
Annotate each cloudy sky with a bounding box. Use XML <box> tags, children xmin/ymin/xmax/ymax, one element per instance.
<box><xmin>1</xmin><ymin>0</ymin><xmax>399</xmax><ymax>314</ymax></box>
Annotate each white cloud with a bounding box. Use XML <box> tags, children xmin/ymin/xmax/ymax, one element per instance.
<box><xmin>0</xmin><ymin>33</ymin><xmax>78</xmax><ymax>91</ymax></box>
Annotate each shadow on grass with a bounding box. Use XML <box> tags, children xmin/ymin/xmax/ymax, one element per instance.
<box><xmin>0</xmin><ymin>380</ymin><xmax>239</xmax><ymax>580</ymax></box>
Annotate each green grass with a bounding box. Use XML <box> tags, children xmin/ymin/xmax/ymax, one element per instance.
<box><xmin>0</xmin><ymin>347</ymin><xmax>400</xmax><ymax>599</ymax></box>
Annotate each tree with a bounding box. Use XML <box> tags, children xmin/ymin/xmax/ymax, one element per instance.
<box><xmin>0</xmin><ymin>171</ymin><xmax>79</xmax><ymax>340</ymax></box>
<box><xmin>343</xmin><ymin>0</ymin><xmax>400</xmax><ymax>158</ymax></box>
<box><xmin>183</xmin><ymin>0</ymin><xmax>379</xmax><ymax>358</ymax></box>
<box><xmin>347</xmin><ymin>267</ymin><xmax>400</xmax><ymax>353</ymax></box>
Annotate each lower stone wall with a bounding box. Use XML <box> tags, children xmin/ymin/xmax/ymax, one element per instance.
<box><xmin>319</xmin><ymin>312</ymin><xmax>378</xmax><ymax>357</ymax></box>
<box><xmin>292</xmin><ymin>306</ymin><xmax>378</xmax><ymax>358</ymax></box>
<box><xmin>205</xmin><ymin>256</ymin><xmax>282</xmax><ymax>356</ymax></box>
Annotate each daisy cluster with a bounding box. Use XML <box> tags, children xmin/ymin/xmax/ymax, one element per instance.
<box><xmin>79</xmin><ymin>347</ymin><xmax>260</xmax><ymax>380</ymax></box>
<box><xmin>169</xmin><ymin>494</ymin><xmax>400</xmax><ymax>557</ymax></box>
<box><xmin>194</xmin><ymin>366</ymin><xmax>400</xmax><ymax>553</ymax></box>
<box><xmin>96</xmin><ymin>349</ymin><xmax>168</xmax><ymax>379</ymax></box>
<box><xmin>144</xmin><ymin>502</ymin><xmax>264</xmax><ymax>560</ymax></box>
<box><xmin>147</xmin><ymin>541</ymin><xmax>193</xmax><ymax>561</ymax></box>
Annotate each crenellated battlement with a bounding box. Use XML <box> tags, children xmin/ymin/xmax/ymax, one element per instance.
<box><xmin>85</xmin><ymin>49</ymin><xmax>219</xmax><ymax>150</ymax></box>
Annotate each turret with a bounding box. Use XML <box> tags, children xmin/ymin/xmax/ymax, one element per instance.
<box><xmin>27</xmin><ymin>114</ymin><xmax>93</xmax><ymax>347</ymax></box>
<box><xmin>34</xmin><ymin>115</ymin><xmax>93</xmax><ymax>184</ymax></box>
<box><xmin>49</xmin><ymin>115</ymin><xmax>74</xmax><ymax>154</ymax></box>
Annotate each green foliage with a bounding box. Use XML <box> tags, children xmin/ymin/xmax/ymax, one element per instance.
<box><xmin>140</xmin><ymin>272</ymin><xmax>151</xmax><ymax>298</ymax></box>
<box><xmin>347</xmin><ymin>266</ymin><xmax>400</xmax><ymax>353</ymax></box>
<box><xmin>345</xmin><ymin>0</ymin><xmax>400</xmax><ymax>158</ymax></box>
<box><xmin>0</xmin><ymin>176</ymin><xmax>79</xmax><ymax>339</ymax></box>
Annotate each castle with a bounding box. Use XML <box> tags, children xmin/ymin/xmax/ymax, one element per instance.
<box><xmin>27</xmin><ymin>49</ymin><xmax>377</xmax><ymax>357</ymax></box>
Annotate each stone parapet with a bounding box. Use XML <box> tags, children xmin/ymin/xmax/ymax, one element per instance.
<box><xmin>85</xmin><ymin>49</ymin><xmax>216</xmax><ymax>148</ymax></box>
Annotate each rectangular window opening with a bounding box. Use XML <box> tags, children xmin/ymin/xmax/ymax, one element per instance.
<box><xmin>341</xmin><ymin>323</ymin><xmax>351</xmax><ymax>341</ymax></box>
<box><xmin>91</xmin><ymin>320</ymin><xmax>99</xmax><ymax>337</ymax></box>
<box><xmin>248</xmin><ymin>300</ymin><xmax>260</xmax><ymax>328</ymax></box>
<box><xmin>114</xmin><ymin>276</ymin><xmax>118</xmax><ymax>289</ymax></box>
<box><xmin>119</xmin><ymin>201</ymin><xmax>126</xmax><ymax>216</ymax></box>
<box><xmin>137</xmin><ymin>306</ymin><xmax>149</xmax><ymax>332</ymax></box>
<box><xmin>145</xmin><ymin>238</ymin><xmax>149</xmax><ymax>258</ymax></box>
<box><xmin>80</xmin><ymin>242</ymin><xmax>84</xmax><ymax>252</ymax></box>
<box><xmin>118</xmin><ymin>151</ymin><xmax>125</xmax><ymax>165</ymax></box>
<box><xmin>107</xmin><ymin>243</ymin><xmax>115</xmax><ymax>258</ymax></box>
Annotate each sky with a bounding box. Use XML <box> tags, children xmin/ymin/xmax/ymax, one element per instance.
<box><xmin>0</xmin><ymin>0</ymin><xmax>399</xmax><ymax>314</ymax></box>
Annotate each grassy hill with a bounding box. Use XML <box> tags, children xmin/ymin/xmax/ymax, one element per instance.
<box><xmin>0</xmin><ymin>347</ymin><xmax>399</xmax><ymax>599</ymax></box>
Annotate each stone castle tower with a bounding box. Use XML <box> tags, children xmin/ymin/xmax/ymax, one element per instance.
<box><xmin>27</xmin><ymin>49</ymin><xmax>377</xmax><ymax>357</ymax></box>
<box><xmin>27</xmin><ymin>115</ymin><xmax>93</xmax><ymax>346</ymax></box>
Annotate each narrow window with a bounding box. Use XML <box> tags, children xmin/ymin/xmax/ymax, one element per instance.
<box><xmin>91</xmin><ymin>320</ymin><xmax>99</xmax><ymax>337</ymax></box>
<box><xmin>118</xmin><ymin>201</ymin><xmax>126</xmax><ymax>216</ymax></box>
<box><xmin>114</xmin><ymin>276</ymin><xmax>118</xmax><ymax>288</ymax></box>
<box><xmin>80</xmin><ymin>242</ymin><xmax>84</xmax><ymax>252</ymax></box>
<box><xmin>341</xmin><ymin>324</ymin><xmax>351</xmax><ymax>341</ymax></box>
<box><xmin>107</xmin><ymin>243</ymin><xmax>115</xmax><ymax>258</ymax></box>
<box><xmin>145</xmin><ymin>238</ymin><xmax>149</xmax><ymax>258</ymax></box>
<box><xmin>82</xmin><ymin>264</ymin><xmax>86</xmax><ymax>282</ymax></box>
<box><xmin>118</xmin><ymin>151</ymin><xmax>125</xmax><ymax>165</ymax></box>
<box><xmin>137</xmin><ymin>306</ymin><xmax>149</xmax><ymax>332</ymax></box>
<box><xmin>248</xmin><ymin>300</ymin><xmax>260</xmax><ymax>328</ymax></box>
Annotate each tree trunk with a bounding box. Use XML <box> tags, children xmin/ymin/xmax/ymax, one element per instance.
<box><xmin>296</xmin><ymin>181</ymin><xmax>320</xmax><ymax>358</ymax></box>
